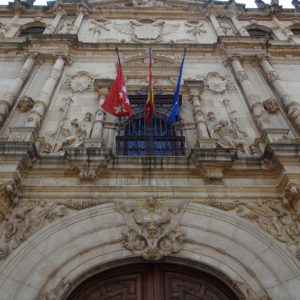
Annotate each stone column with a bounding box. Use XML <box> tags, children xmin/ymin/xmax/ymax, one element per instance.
<box><xmin>209</xmin><ymin>15</ymin><xmax>224</xmax><ymax>36</ymax></box>
<box><xmin>27</xmin><ymin>56</ymin><xmax>65</xmax><ymax>129</ymax></box>
<box><xmin>230</xmin><ymin>57</ymin><xmax>266</xmax><ymax>131</ymax></box>
<box><xmin>0</xmin><ymin>55</ymin><xmax>35</xmax><ymax>126</ymax></box>
<box><xmin>231</xmin><ymin>16</ymin><xmax>249</xmax><ymax>37</ymax></box>
<box><xmin>260</xmin><ymin>57</ymin><xmax>300</xmax><ymax>130</ymax></box>
<box><xmin>71</xmin><ymin>9</ymin><xmax>85</xmax><ymax>35</ymax></box>
<box><xmin>44</xmin><ymin>9</ymin><xmax>65</xmax><ymax>34</ymax></box>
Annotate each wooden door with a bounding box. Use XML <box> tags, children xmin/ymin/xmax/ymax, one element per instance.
<box><xmin>67</xmin><ymin>263</ymin><xmax>240</xmax><ymax>300</ymax></box>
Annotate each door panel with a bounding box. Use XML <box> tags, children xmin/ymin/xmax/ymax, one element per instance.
<box><xmin>67</xmin><ymin>263</ymin><xmax>240</xmax><ymax>300</ymax></box>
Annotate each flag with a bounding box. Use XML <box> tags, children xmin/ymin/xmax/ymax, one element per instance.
<box><xmin>144</xmin><ymin>48</ymin><xmax>155</xmax><ymax>125</ymax></box>
<box><xmin>101</xmin><ymin>50</ymin><xmax>133</xmax><ymax>118</ymax></box>
<box><xmin>167</xmin><ymin>49</ymin><xmax>186</xmax><ymax>124</ymax></box>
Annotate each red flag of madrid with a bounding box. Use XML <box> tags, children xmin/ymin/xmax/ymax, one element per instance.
<box><xmin>101</xmin><ymin>60</ymin><xmax>133</xmax><ymax>118</ymax></box>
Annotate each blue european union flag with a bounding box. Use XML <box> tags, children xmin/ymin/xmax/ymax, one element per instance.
<box><xmin>167</xmin><ymin>49</ymin><xmax>186</xmax><ymax>124</ymax></box>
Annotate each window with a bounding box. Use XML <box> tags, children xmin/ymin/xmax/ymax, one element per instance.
<box><xmin>247</xmin><ymin>27</ymin><xmax>273</xmax><ymax>39</ymax></box>
<box><xmin>19</xmin><ymin>24</ymin><xmax>45</xmax><ymax>37</ymax></box>
<box><xmin>116</xmin><ymin>95</ymin><xmax>185</xmax><ymax>156</ymax></box>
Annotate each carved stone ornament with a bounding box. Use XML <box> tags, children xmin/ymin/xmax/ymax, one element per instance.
<box><xmin>205</xmin><ymin>72</ymin><xmax>227</xmax><ymax>94</ymax></box>
<box><xmin>130</xmin><ymin>19</ymin><xmax>165</xmax><ymax>42</ymax></box>
<box><xmin>115</xmin><ymin>198</ymin><xmax>188</xmax><ymax>261</ymax></box>
<box><xmin>0</xmin><ymin>198</ymin><xmax>107</xmax><ymax>260</ymax></box>
<box><xmin>185</xmin><ymin>21</ymin><xmax>207</xmax><ymax>37</ymax></box>
<box><xmin>201</xmin><ymin>197</ymin><xmax>300</xmax><ymax>259</ymax></box>
<box><xmin>64</xmin><ymin>71</ymin><xmax>94</xmax><ymax>93</ymax></box>
<box><xmin>17</xmin><ymin>95</ymin><xmax>34</xmax><ymax>112</ymax></box>
<box><xmin>263</xmin><ymin>97</ymin><xmax>280</xmax><ymax>114</ymax></box>
<box><xmin>283</xmin><ymin>183</ymin><xmax>300</xmax><ymax>212</ymax></box>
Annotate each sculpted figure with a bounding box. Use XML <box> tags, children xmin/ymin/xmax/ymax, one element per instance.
<box><xmin>207</xmin><ymin>112</ymin><xmax>236</xmax><ymax>148</ymax></box>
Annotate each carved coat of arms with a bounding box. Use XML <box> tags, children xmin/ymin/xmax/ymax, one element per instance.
<box><xmin>130</xmin><ymin>20</ymin><xmax>165</xmax><ymax>41</ymax></box>
<box><xmin>116</xmin><ymin>198</ymin><xmax>187</xmax><ymax>260</ymax></box>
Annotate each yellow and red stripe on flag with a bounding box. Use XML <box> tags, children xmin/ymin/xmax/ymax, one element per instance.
<box><xmin>144</xmin><ymin>48</ymin><xmax>155</xmax><ymax>125</ymax></box>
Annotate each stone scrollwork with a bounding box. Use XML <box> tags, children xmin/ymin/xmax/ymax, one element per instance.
<box><xmin>0</xmin><ymin>200</ymin><xmax>71</xmax><ymax>260</ymax></box>
<box><xmin>89</xmin><ymin>18</ymin><xmax>111</xmax><ymax>40</ymax></box>
<box><xmin>0</xmin><ymin>197</ymin><xmax>109</xmax><ymax>261</ymax></box>
<box><xmin>115</xmin><ymin>198</ymin><xmax>188</xmax><ymax>261</ymax></box>
<box><xmin>130</xmin><ymin>19</ymin><xmax>165</xmax><ymax>42</ymax></box>
<box><xmin>64</xmin><ymin>71</ymin><xmax>94</xmax><ymax>93</ymax></box>
<box><xmin>185</xmin><ymin>21</ymin><xmax>207</xmax><ymax>38</ymax></box>
<box><xmin>201</xmin><ymin>197</ymin><xmax>300</xmax><ymax>259</ymax></box>
<box><xmin>205</xmin><ymin>72</ymin><xmax>227</xmax><ymax>94</ymax></box>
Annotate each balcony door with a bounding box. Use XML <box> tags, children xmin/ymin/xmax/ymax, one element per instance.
<box><xmin>67</xmin><ymin>263</ymin><xmax>240</xmax><ymax>300</ymax></box>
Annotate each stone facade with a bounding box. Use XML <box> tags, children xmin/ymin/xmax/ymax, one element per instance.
<box><xmin>0</xmin><ymin>0</ymin><xmax>300</xmax><ymax>299</ymax></box>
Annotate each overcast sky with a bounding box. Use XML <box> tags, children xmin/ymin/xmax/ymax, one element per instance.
<box><xmin>0</xmin><ymin>0</ymin><xmax>295</xmax><ymax>8</ymax></box>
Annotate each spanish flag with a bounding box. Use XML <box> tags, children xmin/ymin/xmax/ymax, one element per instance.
<box><xmin>144</xmin><ymin>48</ymin><xmax>155</xmax><ymax>125</ymax></box>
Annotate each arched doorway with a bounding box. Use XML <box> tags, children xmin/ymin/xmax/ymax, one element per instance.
<box><xmin>67</xmin><ymin>262</ymin><xmax>241</xmax><ymax>300</ymax></box>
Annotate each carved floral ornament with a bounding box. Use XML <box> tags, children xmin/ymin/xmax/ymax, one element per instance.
<box><xmin>205</xmin><ymin>72</ymin><xmax>228</xmax><ymax>94</ymax></box>
<box><xmin>115</xmin><ymin>198</ymin><xmax>188</xmax><ymax>261</ymax></box>
<box><xmin>64</xmin><ymin>71</ymin><xmax>94</xmax><ymax>93</ymax></box>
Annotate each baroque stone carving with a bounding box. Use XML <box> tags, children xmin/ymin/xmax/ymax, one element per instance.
<box><xmin>130</xmin><ymin>19</ymin><xmax>165</xmax><ymax>42</ymax></box>
<box><xmin>3</xmin><ymin>176</ymin><xmax>22</xmax><ymax>207</ymax></box>
<box><xmin>89</xmin><ymin>18</ymin><xmax>111</xmax><ymax>39</ymax></box>
<box><xmin>0</xmin><ymin>197</ymin><xmax>109</xmax><ymax>261</ymax></box>
<box><xmin>115</xmin><ymin>198</ymin><xmax>188</xmax><ymax>260</ymax></box>
<box><xmin>17</xmin><ymin>95</ymin><xmax>34</xmax><ymax>112</ymax></box>
<box><xmin>0</xmin><ymin>200</ymin><xmax>71</xmax><ymax>260</ymax></box>
<box><xmin>57</xmin><ymin>17</ymin><xmax>75</xmax><ymax>34</ymax></box>
<box><xmin>205</xmin><ymin>72</ymin><xmax>227</xmax><ymax>94</ymax></box>
<box><xmin>217</xmin><ymin>17</ymin><xmax>237</xmax><ymax>36</ymax></box>
<box><xmin>283</xmin><ymin>183</ymin><xmax>300</xmax><ymax>212</ymax></box>
<box><xmin>64</xmin><ymin>71</ymin><xmax>94</xmax><ymax>93</ymax></box>
<box><xmin>263</xmin><ymin>97</ymin><xmax>280</xmax><ymax>114</ymax></box>
<box><xmin>40</xmin><ymin>95</ymin><xmax>94</xmax><ymax>153</ymax></box>
<box><xmin>185</xmin><ymin>21</ymin><xmax>207</xmax><ymax>38</ymax></box>
<box><xmin>201</xmin><ymin>197</ymin><xmax>300</xmax><ymax>258</ymax></box>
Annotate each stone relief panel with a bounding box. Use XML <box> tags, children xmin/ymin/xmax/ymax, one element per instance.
<box><xmin>187</xmin><ymin>67</ymin><xmax>259</xmax><ymax>155</ymax></box>
<box><xmin>199</xmin><ymin>192</ymin><xmax>300</xmax><ymax>260</ymax></box>
<box><xmin>115</xmin><ymin>197</ymin><xmax>188</xmax><ymax>261</ymax></box>
<box><xmin>79</xmin><ymin>18</ymin><xmax>217</xmax><ymax>44</ymax></box>
<box><xmin>37</xmin><ymin>64</ymin><xmax>105</xmax><ymax>153</ymax></box>
<box><xmin>217</xmin><ymin>17</ymin><xmax>237</xmax><ymax>36</ymax></box>
<box><xmin>0</xmin><ymin>198</ymin><xmax>108</xmax><ymax>261</ymax></box>
<box><xmin>56</xmin><ymin>16</ymin><xmax>75</xmax><ymax>34</ymax></box>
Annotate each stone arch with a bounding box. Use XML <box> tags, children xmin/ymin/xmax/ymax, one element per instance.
<box><xmin>0</xmin><ymin>202</ymin><xmax>298</xmax><ymax>300</ymax></box>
